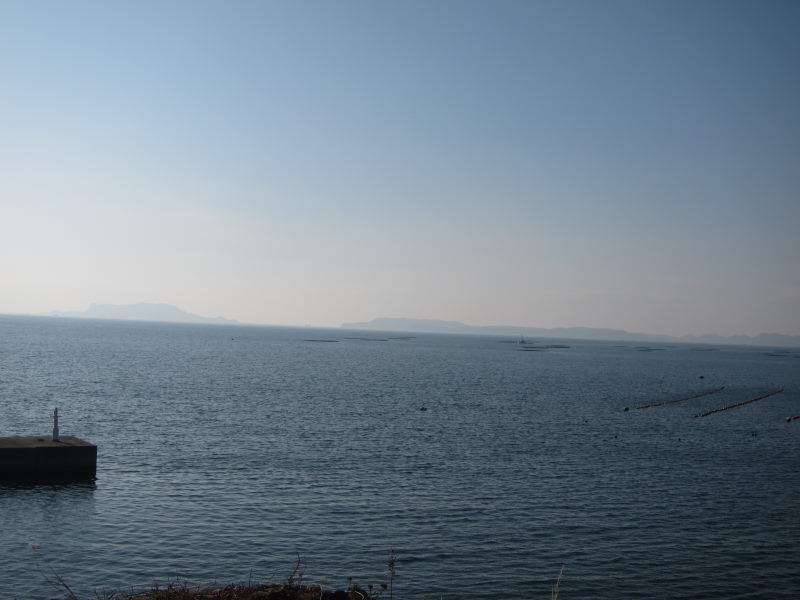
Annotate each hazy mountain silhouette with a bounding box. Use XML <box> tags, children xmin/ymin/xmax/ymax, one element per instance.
<box><xmin>50</xmin><ymin>303</ymin><xmax>238</xmax><ymax>325</ymax></box>
<box><xmin>341</xmin><ymin>317</ymin><xmax>800</xmax><ymax>347</ymax></box>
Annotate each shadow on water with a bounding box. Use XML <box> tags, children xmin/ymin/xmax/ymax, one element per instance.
<box><xmin>0</xmin><ymin>478</ymin><xmax>96</xmax><ymax>493</ymax></box>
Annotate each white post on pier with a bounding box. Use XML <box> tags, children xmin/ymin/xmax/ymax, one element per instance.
<box><xmin>52</xmin><ymin>407</ymin><xmax>60</xmax><ymax>441</ymax></box>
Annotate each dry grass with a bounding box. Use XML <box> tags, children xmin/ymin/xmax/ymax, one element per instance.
<box><xmin>550</xmin><ymin>566</ymin><xmax>565</xmax><ymax>600</ymax></box>
<box><xmin>38</xmin><ymin>548</ymin><xmax>563</xmax><ymax>600</ymax></box>
<box><xmin>101</xmin><ymin>582</ymin><xmax>375</xmax><ymax>600</ymax></box>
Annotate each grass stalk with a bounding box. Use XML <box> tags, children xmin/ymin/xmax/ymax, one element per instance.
<box><xmin>551</xmin><ymin>565</ymin><xmax>565</xmax><ymax>600</ymax></box>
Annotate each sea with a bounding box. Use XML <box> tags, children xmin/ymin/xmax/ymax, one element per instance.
<box><xmin>1</xmin><ymin>314</ymin><xmax>798</xmax><ymax>600</ymax></box>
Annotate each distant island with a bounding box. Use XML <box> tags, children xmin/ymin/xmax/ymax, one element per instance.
<box><xmin>48</xmin><ymin>303</ymin><xmax>239</xmax><ymax>325</ymax></box>
<box><xmin>341</xmin><ymin>317</ymin><xmax>800</xmax><ymax>347</ymax></box>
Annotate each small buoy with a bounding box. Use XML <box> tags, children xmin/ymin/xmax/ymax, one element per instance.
<box><xmin>624</xmin><ymin>407</ymin><xmax>629</xmax><ymax>412</ymax></box>
<box><xmin>420</xmin><ymin>407</ymin><xmax>427</xmax><ymax>411</ymax></box>
<box><xmin>699</xmin><ymin>375</ymin><xmax>704</xmax><ymax>379</ymax></box>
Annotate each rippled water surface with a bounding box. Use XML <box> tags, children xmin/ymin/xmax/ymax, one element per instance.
<box><xmin>1</xmin><ymin>315</ymin><xmax>798</xmax><ymax>599</ymax></box>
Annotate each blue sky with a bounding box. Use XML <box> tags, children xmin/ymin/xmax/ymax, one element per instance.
<box><xmin>1</xmin><ymin>0</ymin><xmax>798</xmax><ymax>336</ymax></box>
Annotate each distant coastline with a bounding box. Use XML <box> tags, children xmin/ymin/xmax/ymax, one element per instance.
<box><xmin>11</xmin><ymin>305</ymin><xmax>798</xmax><ymax>347</ymax></box>
<box><xmin>45</xmin><ymin>303</ymin><xmax>239</xmax><ymax>326</ymax></box>
<box><xmin>341</xmin><ymin>317</ymin><xmax>800</xmax><ymax>348</ymax></box>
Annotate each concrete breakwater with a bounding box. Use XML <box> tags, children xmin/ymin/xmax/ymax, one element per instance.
<box><xmin>0</xmin><ymin>435</ymin><xmax>97</xmax><ymax>481</ymax></box>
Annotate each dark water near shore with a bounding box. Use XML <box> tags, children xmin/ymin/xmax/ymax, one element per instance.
<box><xmin>1</xmin><ymin>315</ymin><xmax>798</xmax><ymax>599</ymax></box>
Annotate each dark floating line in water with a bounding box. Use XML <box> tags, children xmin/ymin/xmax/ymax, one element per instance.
<box><xmin>518</xmin><ymin>344</ymin><xmax>570</xmax><ymax>351</ymax></box>
<box><xmin>635</xmin><ymin>386</ymin><xmax>726</xmax><ymax>410</ymax></box>
<box><xmin>787</xmin><ymin>414</ymin><xmax>800</xmax><ymax>422</ymax></box>
<box><xmin>693</xmin><ymin>389</ymin><xmax>784</xmax><ymax>418</ymax></box>
<box><xmin>304</xmin><ymin>339</ymin><xmax>340</xmax><ymax>343</ymax></box>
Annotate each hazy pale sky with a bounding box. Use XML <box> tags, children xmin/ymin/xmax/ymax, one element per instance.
<box><xmin>1</xmin><ymin>0</ymin><xmax>798</xmax><ymax>336</ymax></box>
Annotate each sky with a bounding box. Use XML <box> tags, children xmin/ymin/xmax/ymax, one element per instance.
<box><xmin>1</xmin><ymin>0</ymin><xmax>798</xmax><ymax>337</ymax></box>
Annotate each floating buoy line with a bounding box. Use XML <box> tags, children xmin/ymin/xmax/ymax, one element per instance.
<box><xmin>693</xmin><ymin>389</ymin><xmax>784</xmax><ymax>418</ymax></box>
<box><xmin>634</xmin><ymin>386</ymin><xmax>726</xmax><ymax>410</ymax></box>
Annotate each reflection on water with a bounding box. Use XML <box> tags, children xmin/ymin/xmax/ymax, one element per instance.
<box><xmin>0</xmin><ymin>480</ymin><xmax>96</xmax><ymax>495</ymax></box>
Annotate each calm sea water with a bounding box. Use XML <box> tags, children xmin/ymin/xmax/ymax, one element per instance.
<box><xmin>1</xmin><ymin>315</ymin><xmax>798</xmax><ymax>599</ymax></box>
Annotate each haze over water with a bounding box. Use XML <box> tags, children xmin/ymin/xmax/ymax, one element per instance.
<box><xmin>1</xmin><ymin>316</ymin><xmax>798</xmax><ymax>599</ymax></box>
<box><xmin>2</xmin><ymin>1</ymin><xmax>799</xmax><ymax>337</ymax></box>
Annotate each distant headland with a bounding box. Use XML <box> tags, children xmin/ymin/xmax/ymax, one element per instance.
<box><xmin>341</xmin><ymin>317</ymin><xmax>800</xmax><ymax>347</ymax></box>
<box><xmin>47</xmin><ymin>303</ymin><xmax>239</xmax><ymax>325</ymax></box>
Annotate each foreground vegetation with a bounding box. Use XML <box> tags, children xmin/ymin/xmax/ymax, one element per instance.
<box><xmin>37</xmin><ymin>553</ymin><xmax>564</xmax><ymax>600</ymax></box>
<box><xmin>87</xmin><ymin>582</ymin><xmax>378</xmax><ymax>600</ymax></box>
<box><xmin>39</xmin><ymin>553</ymin><xmax>395</xmax><ymax>600</ymax></box>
